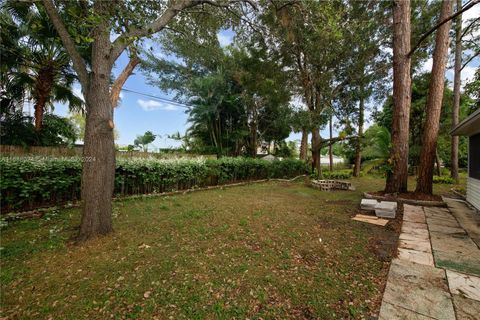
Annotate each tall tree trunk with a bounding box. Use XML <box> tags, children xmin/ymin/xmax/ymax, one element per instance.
<box><xmin>451</xmin><ymin>0</ymin><xmax>462</xmax><ymax>183</ymax></box>
<box><xmin>311</xmin><ymin>127</ymin><xmax>322</xmax><ymax>177</ymax></box>
<box><xmin>34</xmin><ymin>66</ymin><xmax>55</xmax><ymax>130</ymax></box>
<box><xmin>77</xmin><ymin>31</ymin><xmax>116</xmax><ymax>241</ymax></box>
<box><xmin>329</xmin><ymin>115</ymin><xmax>333</xmax><ymax>172</ymax></box>
<box><xmin>435</xmin><ymin>149</ymin><xmax>441</xmax><ymax>176</ymax></box>
<box><xmin>300</xmin><ymin>128</ymin><xmax>308</xmax><ymax>161</ymax></box>
<box><xmin>416</xmin><ymin>0</ymin><xmax>453</xmax><ymax>195</ymax></box>
<box><xmin>385</xmin><ymin>0</ymin><xmax>412</xmax><ymax>193</ymax></box>
<box><xmin>353</xmin><ymin>94</ymin><xmax>365</xmax><ymax>177</ymax></box>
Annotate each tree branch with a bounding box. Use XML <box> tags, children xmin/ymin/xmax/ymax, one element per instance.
<box><xmin>109</xmin><ymin>0</ymin><xmax>197</xmax><ymax>65</ymax></box>
<box><xmin>460</xmin><ymin>17</ymin><xmax>480</xmax><ymax>39</ymax></box>
<box><xmin>408</xmin><ymin>0</ymin><xmax>480</xmax><ymax>57</ymax></box>
<box><xmin>109</xmin><ymin>0</ymin><xmax>257</xmax><ymax>65</ymax></box>
<box><xmin>41</xmin><ymin>0</ymin><xmax>89</xmax><ymax>89</ymax></box>
<box><xmin>320</xmin><ymin>135</ymin><xmax>357</xmax><ymax>147</ymax></box>
<box><xmin>460</xmin><ymin>50</ymin><xmax>480</xmax><ymax>71</ymax></box>
<box><xmin>111</xmin><ymin>50</ymin><xmax>140</xmax><ymax>108</ymax></box>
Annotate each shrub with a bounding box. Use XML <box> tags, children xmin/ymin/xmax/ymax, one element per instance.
<box><xmin>0</xmin><ymin>157</ymin><xmax>309</xmax><ymax>212</ymax></box>
<box><xmin>322</xmin><ymin>169</ymin><xmax>352</xmax><ymax>180</ymax></box>
<box><xmin>432</xmin><ymin>175</ymin><xmax>454</xmax><ymax>184</ymax></box>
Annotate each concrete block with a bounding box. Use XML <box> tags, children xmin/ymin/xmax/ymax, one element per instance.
<box><xmin>361</xmin><ymin>198</ymin><xmax>378</xmax><ymax>210</ymax></box>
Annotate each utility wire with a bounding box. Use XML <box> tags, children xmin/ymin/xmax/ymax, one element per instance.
<box><xmin>120</xmin><ymin>87</ymin><xmax>191</xmax><ymax>108</ymax></box>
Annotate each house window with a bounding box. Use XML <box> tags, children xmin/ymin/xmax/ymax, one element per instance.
<box><xmin>470</xmin><ymin>133</ymin><xmax>480</xmax><ymax>179</ymax></box>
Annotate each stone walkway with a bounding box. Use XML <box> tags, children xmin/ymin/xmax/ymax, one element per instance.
<box><xmin>379</xmin><ymin>198</ymin><xmax>480</xmax><ymax>319</ymax></box>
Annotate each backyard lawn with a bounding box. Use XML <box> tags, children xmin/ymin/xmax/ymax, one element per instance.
<box><xmin>0</xmin><ymin>176</ymin><xmax>463</xmax><ymax>319</ymax></box>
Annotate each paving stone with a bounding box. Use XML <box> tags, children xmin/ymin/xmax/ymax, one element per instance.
<box><xmin>452</xmin><ymin>294</ymin><xmax>480</xmax><ymax>320</ymax></box>
<box><xmin>430</xmin><ymin>232</ymin><xmax>478</xmax><ymax>255</ymax></box>
<box><xmin>397</xmin><ymin>248</ymin><xmax>434</xmax><ymax>266</ymax></box>
<box><xmin>399</xmin><ymin>239</ymin><xmax>432</xmax><ymax>253</ymax></box>
<box><xmin>382</xmin><ymin>259</ymin><xmax>455</xmax><ymax>320</ymax></box>
<box><xmin>424</xmin><ymin>206</ymin><xmax>451</xmax><ymax>217</ymax></box>
<box><xmin>402</xmin><ymin>220</ymin><xmax>428</xmax><ymax>230</ymax></box>
<box><xmin>447</xmin><ymin>270</ymin><xmax>480</xmax><ymax>302</ymax></box>
<box><xmin>428</xmin><ymin>223</ymin><xmax>466</xmax><ymax>236</ymax></box>
<box><xmin>403</xmin><ymin>205</ymin><xmax>426</xmax><ymax>224</ymax></box>
<box><xmin>378</xmin><ymin>301</ymin><xmax>435</xmax><ymax>320</ymax></box>
<box><xmin>399</xmin><ymin>230</ymin><xmax>430</xmax><ymax>242</ymax></box>
<box><xmin>427</xmin><ymin>216</ymin><xmax>460</xmax><ymax>227</ymax></box>
<box><xmin>401</xmin><ymin>224</ymin><xmax>430</xmax><ymax>239</ymax></box>
<box><xmin>444</xmin><ymin>198</ymin><xmax>480</xmax><ymax>248</ymax></box>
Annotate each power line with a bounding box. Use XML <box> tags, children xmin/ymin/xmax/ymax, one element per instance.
<box><xmin>121</xmin><ymin>87</ymin><xmax>191</xmax><ymax>108</ymax></box>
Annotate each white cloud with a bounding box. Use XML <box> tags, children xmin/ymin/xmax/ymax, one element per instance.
<box><xmin>217</xmin><ymin>32</ymin><xmax>233</xmax><ymax>47</ymax></box>
<box><xmin>73</xmin><ymin>86</ymin><xmax>84</xmax><ymax>101</ymax></box>
<box><xmin>462</xmin><ymin>65</ymin><xmax>477</xmax><ymax>83</ymax></box>
<box><xmin>137</xmin><ymin>99</ymin><xmax>179</xmax><ymax>111</ymax></box>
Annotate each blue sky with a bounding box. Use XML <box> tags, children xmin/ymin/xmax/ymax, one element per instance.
<box><xmin>30</xmin><ymin>7</ymin><xmax>479</xmax><ymax>149</ymax></box>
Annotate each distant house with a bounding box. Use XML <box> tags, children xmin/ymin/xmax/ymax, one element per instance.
<box><xmin>320</xmin><ymin>155</ymin><xmax>344</xmax><ymax>165</ymax></box>
<box><xmin>451</xmin><ymin>108</ymin><xmax>480</xmax><ymax>210</ymax></box>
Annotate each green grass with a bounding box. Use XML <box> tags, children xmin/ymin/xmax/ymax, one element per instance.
<box><xmin>0</xmin><ymin>176</ymin><xmax>465</xmax><ymax>319</ymax></box>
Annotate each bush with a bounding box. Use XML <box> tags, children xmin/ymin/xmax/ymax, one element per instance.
<box><xmin>432</xmin><ymin>175</ymin><xmax>454</xmax><ymax>184</ymax></box>
<box><xmin>0</xmin><ymin>157</ymin><xmax>309</xmax><ymax>212</ymax></box>
<box><xmin>320</xmin><ymin>169</ymin><xmax>352</xmax><ymax>180</ymax></box>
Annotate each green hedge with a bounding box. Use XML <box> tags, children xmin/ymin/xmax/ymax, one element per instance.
<box><xmin>0</xmin><ymin>157</ymin><xmax>309</xmax><ymax>212</ymax></box>
<box><xmin>321</xmin><ymin>169</ymin><xmax>352</xmax><ymax>180</ymax></box>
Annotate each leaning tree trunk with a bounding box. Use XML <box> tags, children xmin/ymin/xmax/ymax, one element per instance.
<box><xmin>77</xmin><ymin>34</ymin><xmax>116</xmax><ymax>241</ymax></box>
<box><xmin>416</xmin><ymin>0</ymin><xmax>453</xmax><ymax>195</ymax></box>
<box><xmin>385</xmin><ymin>0</ymin><xmax>412</xmax><ymax>193</ymax></box>
<box><xmin>33</xmin><ymin>66</ymin><xmax>55</xmax><ymax>130</ymax></box>
<box><xmin>353</xmin><ymin>94</ymin><xmax>365</xmax><ymax>177</ymax></box>
<box><xmin>300</xmin><ymin>128</ymin><xmax>308</xmax><ymax>161</ymax></box>
<box><xmin>451</xmin><ymin>0</ymin><xmax>462</xmax><ymax>183</ymax></box>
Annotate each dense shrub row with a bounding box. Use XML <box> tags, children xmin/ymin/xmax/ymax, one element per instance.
<box><xmin>321</xmin><ymin>169</ymin><xmax>352</xmax><ymax>180</ymax></box>
<box><xmin>0</xmin><ymin>157</ymin><xmax>309</xmax><ymax>212</ymax></box>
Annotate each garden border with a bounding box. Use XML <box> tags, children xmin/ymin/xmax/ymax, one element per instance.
<box><xmin>363</xmin><ymin>192</ymin><xmax>445</xmax><ymax>207</ymax></box>
<box><xmin>2</xmin><ymin>175</ymin><xmax>308</xmax><ymax>221</ymax></box>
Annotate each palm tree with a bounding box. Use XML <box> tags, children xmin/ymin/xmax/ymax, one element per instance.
<box><xmin>2</xmin><ymin>2</ymin><xmax>83</xmax><ymax>130</ymax></box>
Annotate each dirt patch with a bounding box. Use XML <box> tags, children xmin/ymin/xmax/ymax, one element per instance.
<box><xmin>370</xmin><ymin>191</ymin><xmax>442</xmax><ymax>202</ymax></box>
<box><xmin>367</xmin><ymin>203</ymin><xmax>402</xmax><ymax>261</ymax></box>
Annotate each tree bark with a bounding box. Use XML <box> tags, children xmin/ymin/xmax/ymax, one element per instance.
<box><xmin>416</xmin><ymin>0</ymin><xmax>453</xmax><ymax>195</ymax></box>
<box><xmin>353</xmin><ymin>94</ymin><xmax>365</xmax><ymax>177</ymax></box>
<box><xmin>33</xmin><ymin>66</ymin><xmax>55</xmax><ymax>130</ymax></box>
<box><xmin>435</xmin><ymin>149</ymin><xmax>442</xmax><ymax>176</ymax></box>
<box><xmin>385</xmin><ymin>0</ymin><xmax>412</xmax><ymax>193</ymax></box>
<box><xmin>300</xmin><ymin>128</ymin><xmax>308</xmax><ymax>161</ymax></box>
<box><xmin>77</xmin><ymin>27</ymin><xmax>116</xmax><ymax>241</ymax></box>
<box><xmin>451</xmin><ymin>0</ymin><xmax>462</xmax><ymax>183</ymax></box>
<box><xmin>328</xmin><ymin>115</ymin><xmax>333</xmax><ymax>172</ymax></box>
<box><xmin>311</xmin><ymin>127</ymin><xmax>322</xmax><ymax>176</ymax></box>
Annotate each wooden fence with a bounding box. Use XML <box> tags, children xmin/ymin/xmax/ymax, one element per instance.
<box><xmin>0</xmin><ymin>145</ymin><xmax>215</xmax><ymax>159</ymax></box>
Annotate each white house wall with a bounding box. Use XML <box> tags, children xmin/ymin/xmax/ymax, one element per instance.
<box><xmin>467</xmin><ymin>177</ymin><xmax>480</xmax><ymax>211</ymax></box>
